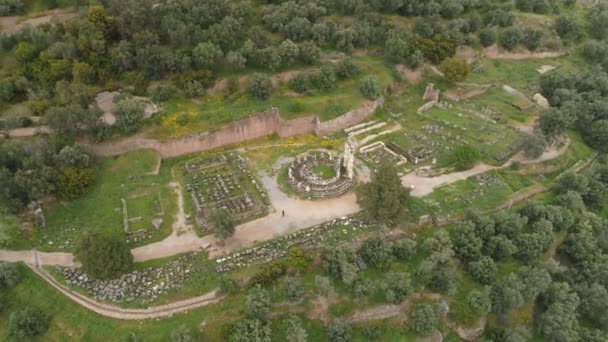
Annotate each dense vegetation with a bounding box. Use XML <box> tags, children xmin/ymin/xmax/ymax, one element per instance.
<box><xmin>0</xmin><ymin>138</ymin><xmax>96</xmax><ymax>212</ymax></box>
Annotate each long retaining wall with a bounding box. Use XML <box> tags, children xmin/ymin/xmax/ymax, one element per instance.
<box><xmin>93</xmin><ymin>98</ymin><xmax>383</xmax><ymax>158</ymax></box>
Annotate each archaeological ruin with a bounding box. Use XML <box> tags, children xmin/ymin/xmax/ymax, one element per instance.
<box><xmin>183</xmin><ymin>153</ymin><xmax>268</xmax><ymax>229</ymax></box>
<box><xmin>286</xmin><ymin>137</ymin><xmax>357</xmax><ymax>198</ymax></box>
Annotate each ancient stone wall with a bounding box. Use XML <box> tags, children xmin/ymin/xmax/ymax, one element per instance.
<box><xmin>277</xmin><ymin>115</ymin><xmax>317</xmax><ymax>138</ymax></box>
<box><xmin>93</xmin><ymin>98</ymin><xmax>383</xmax><ymax>158</ymax></box>
<box><xmin>315</xmin><ymin>98</ymin><xmax>384</xmax><ymax>136</ymax></box>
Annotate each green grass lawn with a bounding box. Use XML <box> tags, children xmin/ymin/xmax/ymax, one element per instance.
<box><xmin>145</xmin><ymin>56</ymin><xmax>394</xmax><ymax>140</ymax></box>
<box><xmin>425</xmin><ymin>171</ymin><xmax>517</xmax><ymax>218</ymax></box>
<box><xmin>311</xmin><ymin>164</ymin><xmax>337</xmax><ymax>180</ymax></box>
<box><xmin>0</xmin><ymin>263</ymin><xmax>249</xmax><ymax>341</ymax></box>
<box><xmin>0</xmin><ymin>212</ymin><xmax>32</xmax><ymax>249</ymax></box>
<box><xmin>39</xmin><ymin>149</ymin><xmax>176</xmax><ymax>252</ymax></box>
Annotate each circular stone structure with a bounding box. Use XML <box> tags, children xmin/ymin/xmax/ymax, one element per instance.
<box><xmin>286</xmin><ymin>149</ymin><xmax>355</xmax><ymax>198</ymax></box>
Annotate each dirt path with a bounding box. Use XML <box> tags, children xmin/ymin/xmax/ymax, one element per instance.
<box><xmin>132</xmin><ymin>170</ymin><xmax>360</xmax><ymax>260</ymax></box>
<box><xmin>0</xmin><ymin>9</ymin><xmax>78</xmax><ymax>34</ymax></box>
<box><xmin>0</xmin><ymin>249</ymin><xmax>78</xmax><ymax>267</ymax></box>
<box><xmin>402</xmin><ymin>137</ymin><xmax>571</xmax><ymax>197</ymax></box>
<box><xmin>7</xmin><ymin>126</ymin><xmax>50</xmax><ymax>138</ymax></box>
<box><xmin>484</xmin><ymin>45</ymin><xmax>567</xmax><ymax>60</ymax></box>
<box><xmin>29</xmin><ymin>260</ymin><xmax>222</xmax><ymax>320</ymax></box>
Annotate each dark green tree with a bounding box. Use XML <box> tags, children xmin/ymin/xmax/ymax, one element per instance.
<box><xmin>0</xmin><ymin>262</ymin><xmax>21</xmax><ymax>288</ymax></box>
<box><xmin>499</xmin><ymin>27</ymin><xmax>523</xmax><ymax>51</ymax></box>
<box><xmin>328</xmin><ymin>318</ymin><xmax>352</xmax><ymax>342</ymax></box>
<box><xmin>360</xmin><ymin>236</ymin><xmax>392</xmax><ymax>269</ymax></box>
<box><xmin>392</xmin><ymin>238</ymin><xmax>416</xmax><ymax>261</ymax></box>
<box><xmin>248</xmin><ymin>73</ymin><xmax>272</xmax><ymax>100</ymax></box>
<box><xmin>229</xmin><ymin>319</ymin><xmax>271</xmax><ymax>342</ymax></box>
<box><xmin>285</xmin><ymin>315</ymin><xmax>308</xmax><ymax>342</ymax></box>
<box><xmin>8</xmin><ymin>307</ymin><xmax>49</xmax><ymax>339</ymax></box>
<box><xmin>357</xmin><ymin>163</ymin><xmax>409</xmax><ymax>223</ymax></box>
<box><xmin>74</xmin><ymin>231</ymin><xmax>134</xmax><ymax>279</ymax></box>
<box><xmin>245</xmin><ymin>285</ymin><xmax>271</xmax><ymax>322</ymax></box>
<box><xmin>439</xmin><ymin>57</ymin><xmax>469</xmax><ymax>83</ymax></box>
<box><xmin>359</xmin><ymin>75</ymin><xmax>381</xmax><ymax>100</ymax></box>
<box><xmin>479</xmin><ymin>28</ymin><xmax>497</xmax><ymax>47</ymax></box>
<box><xmin>468</xmin><ymin>257</ymin><xmax>497</xmax><ymax>285</ymax></box>
<box><xmin>209</xmin><ymin>208</ymin><xmax>236</xmax><ymax>242</ymax></box>
<box><xmin>114</xmin><ymin>97</ymin><xmax>145</xmax><ymax>135</ymax></box>
<box><xmin>410</xmin><ymin>304</ymin><xmax>437</xmax><ymax>336</ymax></box>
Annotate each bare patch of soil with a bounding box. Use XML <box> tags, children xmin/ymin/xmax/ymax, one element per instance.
<box><xmin>308</xmin><ymin>296</ymin><xmax>331</xmax><ymax>324</ymax></box>
<box><xmin>537</xmin><ymin>65</ymin><xmax>557</xmax><ymax>74</ymax></box>
<box><xmin>456</xmin><ymin>46</ymin><xmax>478</xmax><ymax>64</ymax></box>
<box><xmin>396</xmin><ymin>64</ymin><xmax>424</xmax><ymax>84</ymax></box>
<box><xmin>348</xmin><ymin>304</ymin><xmax>402</xmax><ymax>323</ymax></box>
<box><xmin>95</xmin><ymin>91</ymin><xmax>159</xmax><ymax>125</ymax></box>
<box><xmin>444</xmin><ymin>84</ymin><xmax>491</xmax><ymax>102</ymax></box>
<box><xmin>0</xmin><ymin>9</ymin><xmax>78</xmax><ymax>34</ymax></box>
<box><xmin>484</xmin><ymin>45</ymin><xmax>566</xmax><ymax>60</ymax></box>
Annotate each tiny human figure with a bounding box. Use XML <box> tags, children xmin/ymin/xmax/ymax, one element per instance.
<box><xmin>282</xmin><ymin>210</ymin><xmax>285</xmax><ymax>217</ymax></box>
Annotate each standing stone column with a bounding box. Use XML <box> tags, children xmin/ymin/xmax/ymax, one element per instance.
<box><xmin>343</xmin><ymin>136</ymin><xmax>357</xmax><ymax>180</ymax></box>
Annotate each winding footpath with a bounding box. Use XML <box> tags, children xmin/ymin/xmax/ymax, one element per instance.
<box><xmin>29</xmin><ymin>250</ymin><xmax>223</xmax><ymax>320</ymax></box>
<box><xmin>401</xmin><ymin>138</ymin><xmax>571</xmax><ymax>197</ymax></box>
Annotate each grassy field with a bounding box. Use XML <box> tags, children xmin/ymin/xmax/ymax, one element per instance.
<box><xmin>0</xmin><ymin>212</ymin><xmax>32</xmax><ymax>249</ymax></box>
<box><xmin>38</xmin><ymin>149</ymin><xmax>176</xmax><ymax>252</ymax></box>
<box><xmin>145</xmin><ymin>57</ymin><xmax>394</xmax><ymax>140</ymax></box>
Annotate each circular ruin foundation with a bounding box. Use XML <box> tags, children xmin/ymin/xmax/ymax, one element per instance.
<box><xmin>286</xmin><ymin>146</ymin><xmax>356</xmax><ymax>198</ymax></box>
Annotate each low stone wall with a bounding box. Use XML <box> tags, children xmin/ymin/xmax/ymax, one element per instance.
<box><xmin>315</xmin><ymin>97</ymin><xmax>384</xmax><ymax>136</ymax></box>
<box><xmin>93</xmin><ymin>98</ymin><xmax>383</xmax><ymax>158</ymax></box>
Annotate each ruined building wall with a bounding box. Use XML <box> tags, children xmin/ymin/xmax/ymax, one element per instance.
<box><xmin>93</xmin><ymin>98</ymin><xmax>383</xmax><ymax>158</ymax></box>
<box><xmin>315</xmin><ymin>98</ymin><xmax>384</xmax><ymax>136</ymax></box>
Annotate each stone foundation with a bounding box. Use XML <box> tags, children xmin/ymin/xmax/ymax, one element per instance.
<box><xmin>287</xmin><ymin>151</ymin><xmax>355</xmax><ymax>198</ymax></box>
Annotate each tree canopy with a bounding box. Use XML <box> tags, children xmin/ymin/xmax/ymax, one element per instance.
<box><xmin>74</xmin><ymin>231</ymin><xmax>134</xmax><ymax>279</ymax></box>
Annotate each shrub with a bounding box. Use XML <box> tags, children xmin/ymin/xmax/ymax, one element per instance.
<box><xmin>56</xmin><ymin>167</ymin><xmax>96</xmax><ymax>200</ymax></box>
<box><xmin>479</xmin><ymin>28</ymin><xmax>497</xmax><ymax>47</ymax></box>
<box><xmin>0</xmin><ymin>262</ymin><xmax>21</xmax><ymax>288</ymax></box>
<box><xmin>360</xmin><ymin>236</ymin><xmax>392</xmax><ymax>269</ymax></box>
<box><xmin>392</xmin><ymin>238</ymin><xmax>417</xmax><ymax>261</ymax></box>
<box><xmin>288</xmin><ymin>75</ymin><xmax>309</xmax><ymax>93</ymax></box>
<box><xmin>250</xmin><ymin>261</ymin><xmax>286</xmax><ymax>286</ymax></box>
<box><xmin>114</xmin><ymin>97</ymin><xmax>145</xmax><ymax>135</ymax></box>
<box><xmin>230</xmin><ymin>319</ymin><xmax>271</xmax><ymax>342</ymax></box>
<box><xmin>468</xmin><ymin>257</ymin><xmax>497</xmax><ymax>285</ymax></box>
<box><xmin>248</xmin><ymin>73</ymin><xmax>272</xmax><ymax>100</ymax></box>
<box><xmin>219</xmin><ymin>274</ymin><xmax>240</xmax><ymax>294</ymax></box>
<box><xmin>284</xmin><ymin>276</ymin><xmax>304</xmax><ymax>302</ymax></box>
<box><xmin>359</xmin><ymin>75</ymin><xmax>381</xmax><ymax>100</ymax></box>
<box><xmin>446</xmin><ymin>145</ymin><xmax>480</xmax><ymax>171</ymax></box>
<box><xmin>439</xmin><ymin>57</ymin><xmax>469</xmax><ymax>83</ymax></box>
<box><xmin>151</xmin><ymin>85</ymin><xmax>176</xmax><ymax>102</ymax></box>
<box><xmin>315</xmin><ymin>276</ymin><xmax>336</xmax><ymax>298</ymax></box>
<box><xmin>176</xmin><ymin>113</ymin><xmax>190</xmax><ymax>127</ymax></box>
<box><xmin>170</xmin><ymin>325</ymin><xmax>193</xmax><ymax>342</ymax></box>
<box><xmin>410</xmin><ymin>304</ymin><xmax>437</xmax><ymax>336</ymax></box>
<box><xmin>309</xmin><ymin>64</ymin><xmax>336</xmax><ymax>90</ymax></box>
<box><xmin>287</xmin><ymin>247</ymin><xmax>311</xmax><ymax>271</ymax></box>
<box><xmin>500</xmin><ymin>27</ymin><xmax>523</xmax><ymax>51</ymax></box>
<box><xmin>245</xmin><ymin>285</ymin><xmax>271</xmax><ymax>322</ymax></box>
<box><xmin>328</xmin><ymin>318</ymin><xmax>352</xmax><ymax>342</ymax></box>
<box><xmin>335</xmin><ymin>59</ymin><xmax>359</xmax><ymax>79</ymax></box>
<box><xmin>74</xmin><ymin>231</ymin><xmax>134</xmax><ymax>279</ymax></box>
<box><xmin>8</xmin><ymin>307</ymin><xmax>49</xmax><ymax>339</ymax></box>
